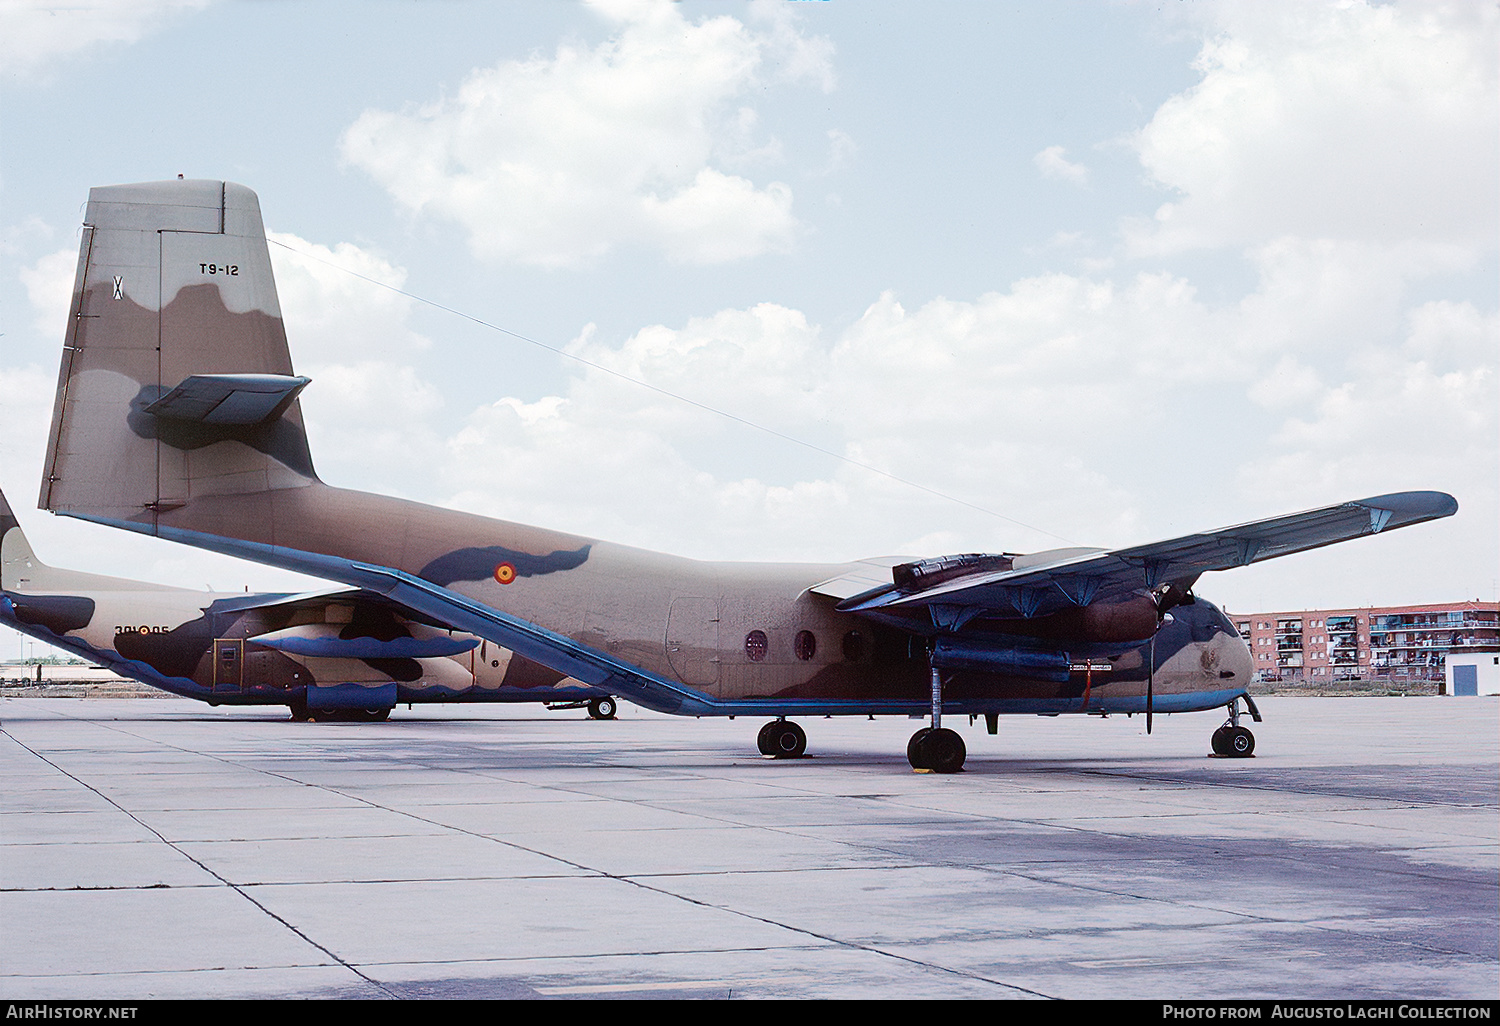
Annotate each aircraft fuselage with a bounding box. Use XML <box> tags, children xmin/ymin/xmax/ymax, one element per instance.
<box><xmin>112</xmin><ymin>478</ymin><xmax>1254</xmax><ymax>717</ymax></box>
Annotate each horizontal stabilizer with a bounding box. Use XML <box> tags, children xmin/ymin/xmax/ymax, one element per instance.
<box><xmin>144</xmin><ymin>374</ymin><xmax>310</xmax><ymax>426</ymax></box>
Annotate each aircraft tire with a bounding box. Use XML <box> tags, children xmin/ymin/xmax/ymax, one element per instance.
<box><xmin>907</xmin><ymin>728</ymin><xmax>934</xmax><ymax>769</ymax></box>
<box><xmin>288</xmin><ymin>697</ymin><xmax>311</xmax><ymax>722</ymax></box>
<box><xmin>756</xmin><ymin>721</ymin><xmax>779</xmax><ymax>756</ymax></box>
<box><xmin>919</xmin><ymin>728</ymin><xmax>966</xmax><ymax>774</ymax></box>
<box><xmin>588</xmin><ymin>697</ymin><xmax>618</xmax><ymax>720</ymax></box>
<box><xmin>768</xmin><ymin>720</ymin><xmax>807</xmax><ymax>759</ymax></box>
<box><xmin>1210</xmin><ymin>726</ymin><xmax>1231</xmax><ymax>756</ymax></box>
<box><xmin>362</xmin><ymin>708</ymin><xmax>392</xmax><ymax>722</ymax></box>
<box><xmin>1226</xmin><ymin>725</ymin><xmax>1255</xmax><ymax>758</ymax></box>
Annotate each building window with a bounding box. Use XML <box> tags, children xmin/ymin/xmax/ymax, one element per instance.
<box><xmin>744</xmin><ymin>630</ymin><xmax>768</xmax><ymax>663</ymax></box>
<box><xmin>794</xmin><ymin>630</ymin><xmax>816</xmax><ymax>661</ymax></box>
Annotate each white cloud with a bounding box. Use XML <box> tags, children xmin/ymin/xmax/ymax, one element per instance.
<box><xmin>429</xmin><ymin>271</ymin><xmax>1234</xmax><ymax>558</ymax></box>
<box><xmin>1252</xmin><ymin>302</ymin><xmax>1497</xmax><ymax>476</ymax></box>
<box><xmin>412</xmin><ymin>235</ymin><xmax>1494</xmax><ymax>595</ymax></box>
<box><xmin>1034</xmin><ymin>145</ymin><xmax>1088</xmax><ymax>185</ymax></box>
<box><xmin>18</xmin><ymin>246</ymin><xmax>74</xmax><ymax>335</ymax></box>
<box><xmin>265</xmin><ymin>233</ymin><xmax>444</xmax><ymax>493</ymax></box>
<box><xmin>0</xmin><ymin>0</ymin><xmax>211</xmax><ymax>79</ymax></box>
<box><xmin>266</xmin><ymin>231</ymin><xmax>428</xmax><ymax>363</ymax></box>
<box><xmin>819</xmin><ymin>129</ymin><xmax>858</xmax><ymax>177</ymax></box>
<box><xmin>339</xmin><ymin>0</ymin><xmax>832</xmax><ymax>266</ymax></box>
<box><xmin>1130</xmin><ymin>0</ymin><xmax>1499</xmax><ymax>256</ymax></box>
<box><xmin>1247</xmin><ymin>356</ymin><xmax>1322</xmax><ymax>411</ymax></box>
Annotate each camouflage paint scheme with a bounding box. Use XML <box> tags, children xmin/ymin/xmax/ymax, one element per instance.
<box><xmin>1</xmin><ymin>488</ymin><xmax>609</xmax><ymax>716</ymax></box>
<box><xmin>34</xmin><ymin>181</ymin><xmax>1458</xmax><ymax>751</ymax></box>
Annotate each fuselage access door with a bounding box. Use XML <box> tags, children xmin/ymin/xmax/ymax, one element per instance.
<box><xmin>665</xmin><ymin>596</ymin><xmax>720</xmax><ymax>691</ymax></box>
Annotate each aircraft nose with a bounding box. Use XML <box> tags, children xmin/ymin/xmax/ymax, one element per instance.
<box><xmin>1225</xmin><ymin>631</ymin><xmax>1254</xmax><ymax>685</ymax></box>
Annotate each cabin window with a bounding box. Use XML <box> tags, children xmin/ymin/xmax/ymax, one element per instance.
<box><xmin>794</xmin><ymin>630</ymin><xmax>816</xmax><ymax>661</ymax></box>
<box><xmin>744</xmin><ymin>630</ymin><xmax>768</xmax><ymax>662</ymax></box>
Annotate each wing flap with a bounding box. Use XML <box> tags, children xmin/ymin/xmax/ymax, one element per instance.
<box><xmin>807</xmin><ymin>557</ymin><xmax>912</xmax><ymax>601</ymax></box>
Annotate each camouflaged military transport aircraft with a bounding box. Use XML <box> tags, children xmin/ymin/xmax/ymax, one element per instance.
<box><xmin>2</xmin><ymin>488</ymin><xmax>619</xmax><ymax>721</ymax></box>
<box><xmin>36</xmin><ymin>179</ymin><xmax>1458</xmax><ymax>770</ymax></box>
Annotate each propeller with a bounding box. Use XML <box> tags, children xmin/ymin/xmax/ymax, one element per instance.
<box><xmin>1147</xmin><ymin>632</ymin><xmax>1155</xmax><ymax>735</ymax></box>
<box><xmin>1143</xmin><ymin>582</ymin><xmax>1189</xmax><ymax>735</ymax></box>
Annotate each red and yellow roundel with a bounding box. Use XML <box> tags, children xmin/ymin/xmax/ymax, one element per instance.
<box><xmin>493</xmin><ymin>562</ymin><xmax>517</xmax><ymax>585</ymax></box>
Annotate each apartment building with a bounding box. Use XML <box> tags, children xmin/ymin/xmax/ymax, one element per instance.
<box><xmin>1225</xmin><ymin>601</ymin><xmax>1500</xmax><ymax>682</ymax></box>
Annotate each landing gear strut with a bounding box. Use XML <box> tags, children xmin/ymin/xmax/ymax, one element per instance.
<box><xmin>908</xmin><ymin>665</ymin><xmax>966</xmax><ymax>773</ymax></box>
<box><xmin>1210</xmin><ymin>695</ymin><xmax>1258</xmax><ymax>757</ymax></box>
<box><xmin>757</xmin><ymin>718</ymin><xmax>806</xmax><ymax>758</ymax></box>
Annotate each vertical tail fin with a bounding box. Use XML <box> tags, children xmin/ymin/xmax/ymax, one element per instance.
<box><xmin>0</xmin><ymin>488</ymin><xmax>47</xmax><ymax>590</ymax></box>
<box><xmin>40</xmin><ymin>180</ymin><xmax>588</xmax><ymax>587</ymax></box>
<box><xmin>41</xmin><ymin>180</ymin><xmax>317</xmax><ymax>532</ymax></box>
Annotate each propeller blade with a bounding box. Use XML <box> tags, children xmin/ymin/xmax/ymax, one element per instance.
<box><xmin>1147</xmin><ymin>634</ymin><xmax>1155</xmax><ymax>735</ymax></box>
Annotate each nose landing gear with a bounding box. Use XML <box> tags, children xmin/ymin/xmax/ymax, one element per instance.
<box><xmin>1210</xmin><ymin>694</ymin><xmax>1261</xmax><ymax>757</ymax></box>
<box><xmin>1211</xmin><ymin>724</ymin><xmax>1255</xmax><ymax>756</ymax></box>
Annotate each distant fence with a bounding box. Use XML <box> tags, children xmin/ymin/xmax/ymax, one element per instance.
<box><xmin>0</xmin><ymin>664</ymin><xmax>133</xmax><ymax>686</ymax></box>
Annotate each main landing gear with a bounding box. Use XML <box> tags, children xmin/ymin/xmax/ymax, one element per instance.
<box><xmin>587</xmin><ymin>696</ymin><xmax>618</xmax><ymax>720</ymax></box>
<box><xmin>754</xmin><ymin>662</ymin><xmax>969</xmax><ymax>770</ymax></box>
<box><xmin>757</xmin><ymin>718</ymin><xmax>807</xmax><ymax>758</ymax></box>
<box><xmin>907</xmin><ymin>725</ymin><xmax>966</xmax><ymax>774</ymax></box>
<box><xmin>287</xmin><ymin>701</ymin><xmax>391</xmax><ymax>723</ymax></box>
<box><xmin>907</xmin><ymin>665</ymin><xmax>966</xmax><ymax>773</ymax></box>
<box><xmin>1210</xmin><ymin>694</ymin><xmax>1261</xmax><ymax>757</ymax></box>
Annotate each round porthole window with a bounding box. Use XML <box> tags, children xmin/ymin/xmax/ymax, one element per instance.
<box><xmin>744</xmin><ymin>630</ymin><xmax>768</xmax><ymax>662</ymax></box>
<box><xmin>794</xmin><ymin>630</ymin><xmax>816</xmax><ymax>661</ymax></box>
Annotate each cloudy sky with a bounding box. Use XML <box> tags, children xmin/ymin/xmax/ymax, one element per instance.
<box><xmin>2</xmin><ymin>0</ymin><xmax>1496</xmax><ymax>661</ymax></box>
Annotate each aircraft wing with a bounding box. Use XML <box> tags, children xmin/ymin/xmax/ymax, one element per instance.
<box><xmin>836</xmin><ymin>491</ymin><xmax>1459</xmax><ymax>622</ymax></box>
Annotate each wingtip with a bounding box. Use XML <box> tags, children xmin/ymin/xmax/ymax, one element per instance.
<box><xmin>1355</xmin><ymin>490</ymin><xmax>1459</xmax><ymax>524</ymax></box>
